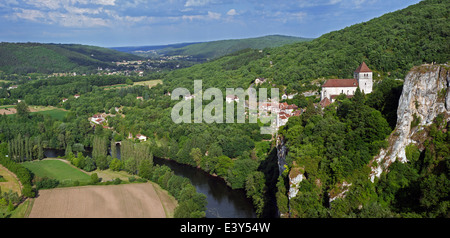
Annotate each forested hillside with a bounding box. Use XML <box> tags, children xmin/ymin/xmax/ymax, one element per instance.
<box><xmin>0</xmin><ymin>0</ymin><xmax>448</xmax><ymax>219</ymax></box>
<box><xmin>161</xmin><ymin>35</ymin><xmax>311</xmax><ymax>60</ymax></box>
<box><xmin>0</xmin><ymin>43</ymin><xmax>143</xmax><ymax>74</ymax></box>
<box><xmin>113</xmin><ymin>35</ymin><xmax>311</xmax><ymax>60</ymax></box>
<box><xmin>162</xmin><ymin>0</ymin><xmax>448</xmax><ymax>95</ymax></box>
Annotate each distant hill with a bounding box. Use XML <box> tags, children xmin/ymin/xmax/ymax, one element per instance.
<box><xmin>0</xmin><ymin>43</ymin><xmax>143</xmax><ymax>74</ymax></box>
<box><xmin>111</xmin><ymin>42</ymin><xmax>201</xmax><ymax>57</ymax></box>
<box><xmin>112</xmin><ymin>35</ymin><xmax>313</xmax><ymax>60</ymax></box>
<box><xmin>162</xmin><ymin>0</ymin><xmax>449</xmax><ymax>91</ymax></box>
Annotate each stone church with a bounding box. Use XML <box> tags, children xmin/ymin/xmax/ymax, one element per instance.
<box><xmin>320</xmin><ymin>62</ymin><xmax>373</xmax><ymax>105</ymax></box>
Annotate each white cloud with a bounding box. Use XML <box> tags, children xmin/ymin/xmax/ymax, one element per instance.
<box><xmin>25</xmin><ymin>0</ymin><xmax>116</xmax><ymax>10</ymax></box>
<box><xmin>181</xmin><ymin>11</ymin><xmax>221</xmax><ymax>21</ymax></box>
<box><xmin>296</xmin><ymin>0</ymin><xmax>342</xmax><ymax>8</ymax></box>
<box><xmin>329</xmin><ymin>0</ymin><xmax>342</xmax><ymax>4</ymax></box>
<box><xmin>96</xmin><ymin>0</ymin><xmax>116</xmax><ymax>6</ymax></box>
<box><xmin>352</xmin><ymin>0</ymin><xmax>368</xmax><ymax>8</ymax></box>
<box><xmin>227</xmin><ymin>9</ymin><xmax>237</xmax><ymax>16</ymax></box>
<box><xmin>47</xmin><ymin>11</ymin><xmax>109</xmax><ymax>27</ymax></box>
<box><xmin>28</xmin><ymin>0</ymin><xmax>61</xmax><ymax>10</ymax></box>
<box><xmin>184</xmin><ymin>0</ymin><xmax>212</xmax><ymax>7</ymax></box>
<box><xmin>13</xmin><ymin>8</ymin><xmax>46</xmax><ymax>22</ymax></box>
<box><xmin>292</xmin><ymin>11</ymin><xmax>307</xmax><ymax>21</ymax></box>
<box><xmin>0</xmin><ymin>0</ymin><xmax>19</xmax><ymax>8</ymax></box>
<box><xmin>10</xmin><ymin>3</ymin><xmax>111</xmax><ymax>28</ymax></box>
<box><xmin>207</xmin><ymin>11</ymin><xmax>221</xmax><ymax>20</ymax></box>
<box><xmin>65</xmin><ymin>6</ymin><xmax>103</xmax><ymax>15</ymax></box>
<box><xmin>269</xmin><ymin>10</ymin><xmax>307</xmax><ymax>23</ymax></box>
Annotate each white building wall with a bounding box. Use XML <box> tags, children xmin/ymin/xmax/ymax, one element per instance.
<box><xmin>355</xmin><ymin>72</ymin><xmax>373</xmax><ymax>94</ymax></box>
<box><xmin>321</xmin><ymin>86</ymin><xmax>358</xmax><ymax>100</ymax></box>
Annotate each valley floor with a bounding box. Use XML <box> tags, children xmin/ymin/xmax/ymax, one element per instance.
<box><xmin>28</xmin><ymin>182</ymin><xmax>177</xmax><ymax>218</ymax></box>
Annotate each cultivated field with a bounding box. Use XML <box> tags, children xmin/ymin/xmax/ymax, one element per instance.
<box><xmin>0</xmin><ymin>165</ymin><xmax>22</xmax><ymax>195</ymax></box>
<box><xmin>102</xmin><ymin>79</ymin><xmax>163</xmax><ymax>90</ymax></box>
<box><xmin>0</xmin><ymin>105</ymin><xmax>68</xmax><ymax>120</ymax></box>
<box><xmin>133</xmin><ymin>79</ymin><xmax>163</xmax><ymax>87</ymax></box>
<box><xmin>0</xmin><ymin>106</ymin><xmax>16</xmax><ymax>115</ymax></box>
<box><xmin>28</xmin><ymin>183</ymin><xmax>176</xmax><ymax>218</ymax></box>
<box><xmin>22</xmin><ymin>159</ymin><xmax>91</xmax><ymax>184</ymax></box>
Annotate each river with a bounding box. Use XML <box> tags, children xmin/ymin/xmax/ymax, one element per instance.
<box><xmin>44</xmin><ymin>148</ymin><xmax>256</xmax><ymax>218</ymax></box>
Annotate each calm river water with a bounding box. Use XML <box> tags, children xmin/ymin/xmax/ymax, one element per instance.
<box><xmin>44</xmin><ymin>148</ymin><xmax>256</xmax><ymax>218</ymax></box>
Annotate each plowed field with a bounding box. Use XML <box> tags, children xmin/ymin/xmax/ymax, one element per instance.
<box><xmin>28</xmin><ymin>183</ymin><xmax>176</xmax><ymax>218</ymax></box>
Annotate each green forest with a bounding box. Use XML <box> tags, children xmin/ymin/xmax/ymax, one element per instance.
<box><xmin>159</xmin><ymin>35</ymin><xmax>312</xmax><ymax>60</ymax></box>
<box><xmin>0</xmin><ymin>0</ymin><xmax>448</xmax><ymax>218</ymax></box>
<box><xmin>277</xmin><ymin>88</ymin><xmax>449</xmax><ymax>218</ymax></box>
<box><xmin>160</xmin><ymin>0</ymin><xmax>448</xmax><ymax>96</ymax></box>
<box><xmin>0</xmin><ymin>42</ymin><xmax>143</xmax><ymax>74</ymax></box>
<box><xmin>114</xmin><ymin>35</ymin><xmax>312</xmax><ymax>60</ymax></box>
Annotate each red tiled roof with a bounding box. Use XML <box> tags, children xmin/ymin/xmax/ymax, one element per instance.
<box><xmin>279</xmin><ymin>112</ymin><xmax>291</xmax><ymax>118</ymax></box>
<box><xmin>292</xmin><ymin>110</ymin><xmax>302</xmax><ymax>116</ymax></box>
<box><xmin>278</xmin><ymin>102</ymin><xmax>288</xmax><ymax>109</ymax></box>
<box><xmin>286</xmin><ymin>104</ymin><xmax>298</xmax><ymax>110</ymax></box>
<box><xmin>322</xmin><ymin>79</ymin><xmax>358</xmax><ymax>88</ymax></box>
<box><xmin>320</xmin><ymin>97</ymin><xmax>331</xmax><ymax>108</ymax></box>
<box><xmin>355</xmin><ymin>62</ymin><xmax>372</xmax><ymax>73</ymax></box>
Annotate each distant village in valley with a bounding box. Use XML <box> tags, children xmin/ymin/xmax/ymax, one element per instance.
<box><xmin>86</xmin><ymin>62</ymin><xmax>374</xmax><ymax>137</ymax></box>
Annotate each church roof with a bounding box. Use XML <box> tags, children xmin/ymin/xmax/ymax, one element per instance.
<box><xmin>322</xmin><ymin>79</ymin><xmax>358</xmax><ymax>88</ymax></box>
<box><xmin>355</xmin><ymin>62</ymin><xmax>372</xmax><ymax>73</ymax></box>
<box><xmin>319</xmin><ymin>97</ymin><xmax>331</xmax><ymax>108</ymax></box>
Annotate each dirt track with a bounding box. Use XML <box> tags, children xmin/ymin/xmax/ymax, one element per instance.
<box><xmin>28</xmin><ymin>183</ymin><xmax>175</xmax><ymax>218</ymax></box>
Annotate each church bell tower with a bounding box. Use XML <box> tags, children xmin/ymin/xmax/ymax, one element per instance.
<box><xmin>354</xmin><ymin>62</ymin><xmax>373</xmax><ymax>94</ymax></box>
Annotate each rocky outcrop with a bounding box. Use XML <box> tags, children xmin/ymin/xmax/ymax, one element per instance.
<box><xmin>370</xmin><ymin>64</ymin><xmax>449</xmax><ymax>182</ymax></box>
<box><xmin>276</xmin><ymin>137</ymin><xmax>288</xmax><ymax>176</ymax></box>
<box><xmin>288</xmin><ymin>166</ymin><xmax>304</xmax><ymax>199</ymax></box>
<box><xmin>329</xmin><ymin>181</ymin><xmax>352</xmax><ymax>203</ymax></box>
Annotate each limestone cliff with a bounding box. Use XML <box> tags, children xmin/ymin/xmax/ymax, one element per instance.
<box><xmin>370</xmin><ymin>64</ymin><xmax>449</xmax><ymax>182</ymax></box>
<box><xmin>276</xmin><ymin>137</ymin><xmax>288</xmax><ymax>176</ymax></box>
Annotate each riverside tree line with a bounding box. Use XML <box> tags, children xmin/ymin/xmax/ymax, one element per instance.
<box><xmin>66</xmin><ymin>134</ymin><xmax>206</xmax><ymax>218</ymax></box>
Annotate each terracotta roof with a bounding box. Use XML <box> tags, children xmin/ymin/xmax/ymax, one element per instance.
<box><xmin>278</xmin><ymin>102</ymin><xmax>288</xmax><ymax>109</ymax></box>
<box><xmin>279</xmin><ymin>112</ymin><xmax>291</xmax><ymax>118</ymax></box>
<box><xmin>320</xmin><ymin>97</ymin><xmax>331</xmax><ymax>108</ymax></box>
<box><xmin>355</xmin><ymin>62</ymin><xmax>372</xmax><ymax>73</ymax></box>
<box><xmin>286</xmin><ymin>104</ymin><xmax>298</xmax><ymax>110</ymax></box>
<box><xmin>322</xmin><ymin>79</ymin><xmax>358</xmax><ymax>88</ymax></box>
<box><xmin>292</xmin><ymin>110</ymin><xmax>302</xmax><ymax>117</ymax></box>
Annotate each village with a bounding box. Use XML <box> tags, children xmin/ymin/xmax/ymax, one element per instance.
<box><xmin>86</xmin><ymin>62</ymin><xmax>373</xmax><ymax>138</ymax></box>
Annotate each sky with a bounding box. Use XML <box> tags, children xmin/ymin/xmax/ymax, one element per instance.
<box><xmin>0</xmin><ymin>0</ymin><xmax>422</xmax><ymax>47</ymax></box>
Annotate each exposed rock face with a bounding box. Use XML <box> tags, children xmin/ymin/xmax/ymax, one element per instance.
<box><xmin>288</xmin><ymin>168</ymin><xmax>304</xmax><ymax>200</ymax></box>
<box><xmin>276</xmin><ymin>137</ymin><xmax>288</xmax><ymax>176</ymax></box>
<box><xmin>329</xmin><ymin>181</ymin><xmax>352</xmax><ymax>203</ymax></box>
<box><xmin>370</xmin><ymin>64</ymin><xmax>449</xmax><ymax>182</ymax></box>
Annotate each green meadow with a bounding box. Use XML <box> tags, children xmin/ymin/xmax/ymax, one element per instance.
<box><xmin>22</xmin><ymin>159</ymin><xmax>91</xmax><ymax>185</ymax></box>
<box><xmin>30</xmin><ymin>109</ymin><xmax>68</xmax><ymax>121</ymax></box>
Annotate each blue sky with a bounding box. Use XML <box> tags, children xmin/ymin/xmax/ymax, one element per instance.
<box><xmin>0</xmin><ymin>0</ymin><xmax>422</xmax><ymax>47</ymax></box>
